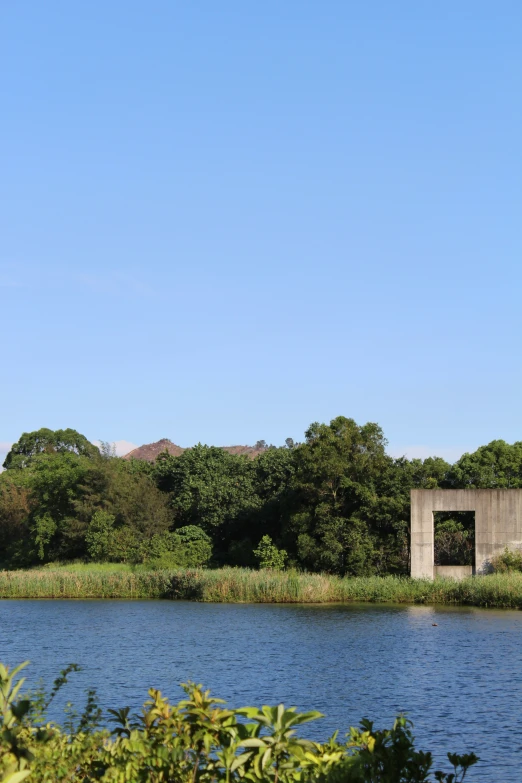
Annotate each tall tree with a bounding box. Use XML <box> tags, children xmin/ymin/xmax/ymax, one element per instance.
<box><xmin>286</xmin><ymin>417</ymin><xmax>389</xmax><ymax>575</ymax></box>
<box><xmin>3</xmin><ymin>428</ymin><xmax>99</xmax><ymax>470</ymax></box>
<box><xmin>153</xmin><ymin>445</ymin><xmax>260</xmax><ymax>545</ymax></box>
<box><xmin>447</xmin><ymin>440</ymin><xmax>522</xmax><ymax>488</ymax></box>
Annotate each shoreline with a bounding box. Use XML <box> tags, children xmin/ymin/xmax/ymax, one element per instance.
<box><xmin>1</xmin><ymin>567</ymin><xmax>522</xmax><ymax>608</ymax></box>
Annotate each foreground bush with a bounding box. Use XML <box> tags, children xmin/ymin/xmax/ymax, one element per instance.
<box><xmin>0</xmin><ymin>662</ymin><xmax>477</xmax><ymax>783</ymax></box>
<box><xmin>490</xmin><ymin>547</ymin><xmax>522</xmax><ymax>573</ymax></box>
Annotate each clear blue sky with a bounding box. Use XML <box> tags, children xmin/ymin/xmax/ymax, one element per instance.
<box><xmin>1</xmin><ymin>1</ymin><xmax>521</xmax><ymax>462</ymax></box>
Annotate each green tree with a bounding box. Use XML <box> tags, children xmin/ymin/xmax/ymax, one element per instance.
<box><xmin>0</xmin><ymin>450</ymin><xmax>172</xmax><ymax>566</ymax></box>
<box><xmin>3</xmin><ymin>428</ymin><xmax>99</xmax><ymax>470</ymax></box>
<box><xmin>14</xmin><ymin>452</ymin><xmax>93</xmax><ymax>563</ymax></box>
<box><xmin>71</xmin><ymin>458</ymin><xmax>173</xmax><ymax>562</ymax></box>
<box><xmin>294</xmin><ymin>513</ymin><xmax>376</xmax><ymax>575</ymax></box>
<box><xmin>291</xmin><ymin>417</ymin><xmax>386</xmax><ymax>508</ymax></box>
<box><xmin>32</xmin><ymin>513</ymin><xmax>58</xmax><ymax>561</ymax></box>
<box><xmin>448</xmin><ymin>440</ymin><xmax>522</xmax><ymax>488</ymax></box>
<box><xmin>226</xmin><ymin>447</ymin><xmax>297</xmax><ymax>563</ymax></box>
<box><xmin>286</xmin><ymin>417</ymin><xmax>388</xmax><ymax>575</ymax></box>
<box><xmin>153</xmin><ymin>445</ymin><xmax>260</xmax><ymax>542</ymax></box>
<box><xmin>0</xmin><ymin>477</ymin><xmax>33</xmax><ymax>565</ymax></box>
<box><xmin>85</xmin><ymin>510</ymin><xmax>116</xmax><ymax>561</ymax></box>
<box><xmin>144</xmin><ymin>526</ymin><xmax>213</xmax><ymax>568</ymax></box>
<box><xmin>368</xmin><ymin>455</ymin><xmax>452</xmax><ymax>573</ymax></box>
<box><xmin>173</xmin><ymin>525</ymin><xmax>213</xmax><ymax>566</ymax></box>
<box><xmin>253</xmin><ymin>535</ymin><xmax>287</xmax><ymax>570</ymax></box>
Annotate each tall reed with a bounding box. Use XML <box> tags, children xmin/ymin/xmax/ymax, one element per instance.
<box><xmin>0</xmin><ymin>569</ymin><xmax>172</xmax><ymax>599</ymax></box>
<box><xmin>2</xmin><ymin>567</ymin><xmax>522</xmax><ymax>606</ymax></box>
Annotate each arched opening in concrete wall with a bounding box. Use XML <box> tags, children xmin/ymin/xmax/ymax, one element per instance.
<box><xmin>434</xmin><ymin>511</ymin><xmax>475</xmax><ymax>569</ymax></box>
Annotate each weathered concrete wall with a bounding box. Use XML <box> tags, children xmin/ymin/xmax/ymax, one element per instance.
<box><xmin>411</xmin><ymin>489</ymin><xmax>522</xmax><ymax>579</ymax></box>
<box><xmin>434</xmin><ymin>565</ymin><xmax>473</xmax><ymax>580</ymax></box>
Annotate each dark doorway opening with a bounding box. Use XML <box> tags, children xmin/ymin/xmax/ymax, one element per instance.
<box><xmin>434</xmin><ymin>511</ymin><xmax>475</xmax><ymax>567</ymax></box>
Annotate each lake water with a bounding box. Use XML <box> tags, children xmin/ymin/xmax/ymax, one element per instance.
<box><xmin>1</xmin><ymin>600</ymin><xmax>521</xmax><ymax>781</ymax></box>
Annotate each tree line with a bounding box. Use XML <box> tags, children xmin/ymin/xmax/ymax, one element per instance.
<box><xmin>1</xmin><ymin>419</ymin><xmax>522</xmax><ymax>574</ymax></box>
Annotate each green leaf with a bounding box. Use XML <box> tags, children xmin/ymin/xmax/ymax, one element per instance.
<box><xmin>2</xmin><ymin>772</ymin><xmax>32</xmax><ymax>783</ymax></box>
<box><xmin>261</xmin><ymin>747</ymin><xmax>272</xmax><ymax>769</ymax></box>
<box><xmin>240</xmin><ymin>738</ymin><xmax>267</xmax><ymax>748</ymax></box>
<box><xmin>230</xmin><ymin>751</ymin><xmax>254</xmax><ymax>771</ymax></box>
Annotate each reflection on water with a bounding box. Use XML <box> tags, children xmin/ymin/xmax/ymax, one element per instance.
<box><xmin>1</xmin><ymin>600</ymin><xmax>521</xmax><ymax>781</ymax></box>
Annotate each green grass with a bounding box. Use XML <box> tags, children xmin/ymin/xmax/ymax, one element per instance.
<box><xmin>43</xmin><ymin>560</ymin><xmax>166</xmax><ymax>574</ymax></box>
<box><xmin>1</xmin><ymin>565</ymin><xmax>522</xmax><ymax>606</ymax></box>
<box><xmin>41</xmin><ymin>561</ymin><xmax>141</xmax><ymax>573</ymax></box>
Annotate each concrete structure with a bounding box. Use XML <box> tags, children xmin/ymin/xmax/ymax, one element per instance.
<box><xmin>434</xmin><ymin>565</ymin><xmax>473</xmax><ymax>579</ymax></box>
<box><xmin>411</xmin><ymin>489</ymin><xmax>522</xmax><ymax>579</ymax></box>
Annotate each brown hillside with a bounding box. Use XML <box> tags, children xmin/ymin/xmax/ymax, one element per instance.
<box><xmin>123</xmin><ymin>439</ymin><xmax>185</xmax><ymax>461</ymax></box>
<box><xmin>123</xmin><ymin>439</ymin><xmax>267</xmax><ymax>462</ymax></box>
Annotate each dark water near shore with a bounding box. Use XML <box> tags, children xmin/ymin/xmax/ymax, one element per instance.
<box><xmin>1</xmin><ymin>600</ymin><xmax>521</xmax><ymax>781</ymax></box>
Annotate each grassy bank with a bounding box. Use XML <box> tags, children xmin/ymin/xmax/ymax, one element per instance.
<box><xmin>1</xmin><ymin>565</ymin><xmax>522</xmax><ymax>606</ymax></box>
<box><xmin>0</xmin><ymin>566</ymin><xmax>172</xmax><ymax>599</ymax></box>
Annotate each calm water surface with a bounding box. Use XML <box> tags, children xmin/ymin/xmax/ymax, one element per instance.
<box><xmin>1</xmin><ymin>600</ymin><xmax>521</xmax><ymax>781</ymax></box>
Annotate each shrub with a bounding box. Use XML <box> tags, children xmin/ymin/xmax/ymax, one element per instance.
<box><xmin>108</xmin><ymin>525</ymin><xmax>144</xmax><ymax>564</ymax></box>
<box><xmin>490</xmin><ymin>546</ymin><xmax>522</xmax><ymax>573</ymax></box>
<box><xmin>253</xmin><ymin>535</ymin><xmax>287</xmax><ymax>570</ymax></box>
<box><xmin>173</xmin><ymin>525</ymin><xmax>213</xmax><ymax>567</ymax></box>
<box><xmin>166</xmin><ymin>569</ymin><xmax>205</xmax><ymax>599</ymax></box>
<box><xmin>143</xmin><ymin>526</ymin><xmax>212</xmax><ymax>569</ymax></box>
<box><xmin>31</xmin><ymin>513</ymin><xmax>57</xmax><ymax>561</ymax></box>
<box><xmin>85</xmin><ymin>510</ymin><xmax>115</xmax><ymax>562</ymax></box>
<box><xmin>0</xmin><ymin>661</ymin><xmax>479</xmax><ymax>783</ymax></box>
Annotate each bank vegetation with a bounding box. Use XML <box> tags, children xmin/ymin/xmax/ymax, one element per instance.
<box><xmin>2</xmin><ymin>566</ymin><xmax>522</xmax><ymax>608</ymax></box>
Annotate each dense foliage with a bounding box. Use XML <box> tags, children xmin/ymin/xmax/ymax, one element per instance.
<box><xmin>2</xmin><ymin>421</ymin><xmax>522</xmax><ymax>574</ymax></box>
<box><xmin>0</xmin><ymin>661</ymin><xmax>478</xmax><ymax>783</ymax></box>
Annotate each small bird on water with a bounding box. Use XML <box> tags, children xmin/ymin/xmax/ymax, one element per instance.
<box><xmin>432</xmin><ymin>623</ymin><xmax>438</xmax><ymax>626</ymax></box>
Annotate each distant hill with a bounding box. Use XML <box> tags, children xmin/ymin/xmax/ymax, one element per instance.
<box><xmin>123</xmin><ymin>439</ymin><xmax>184</xmax><ymax>461</ymax></box>
<box><xmin>123</xmin><ymin>439</ymin><xmax>267</xmax><ymax>462</ymax></box>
